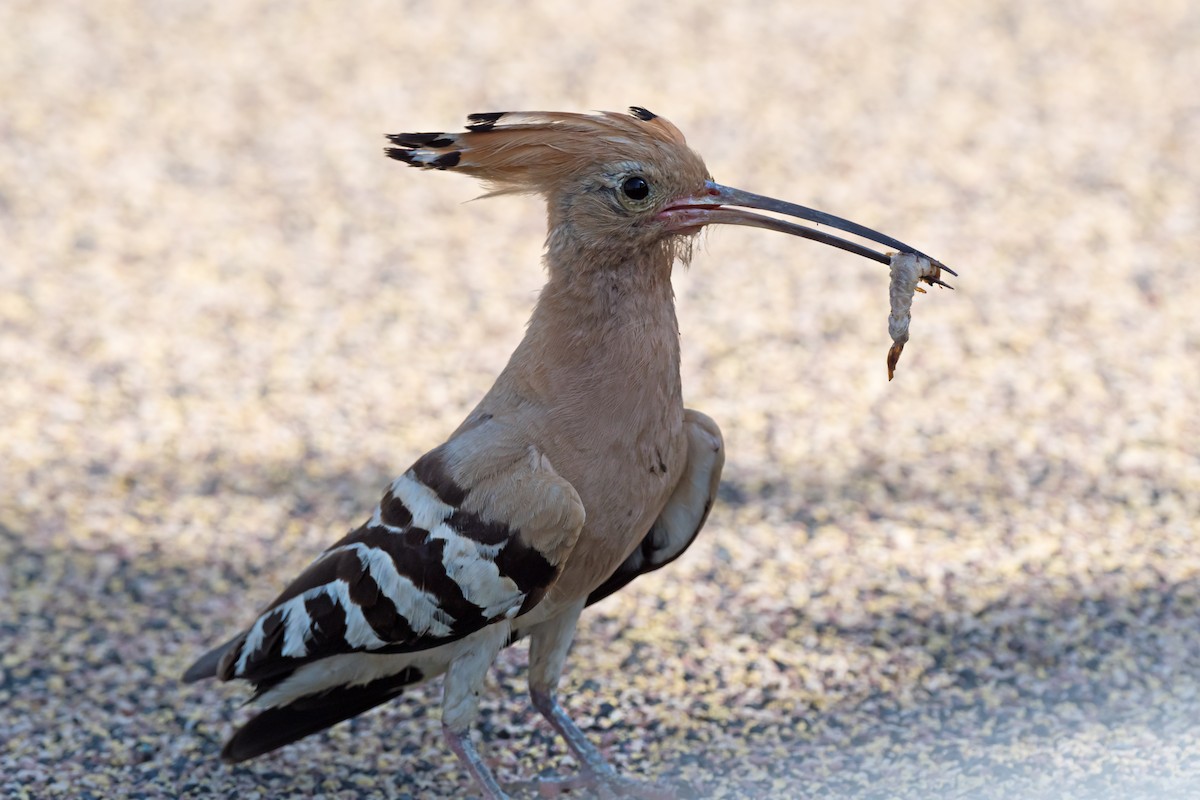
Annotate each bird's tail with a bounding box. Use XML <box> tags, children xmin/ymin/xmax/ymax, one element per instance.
<box><xmin>219</xmin><ymin>666</ymin><xmax>425</xmax><ymax>762</ymax></box>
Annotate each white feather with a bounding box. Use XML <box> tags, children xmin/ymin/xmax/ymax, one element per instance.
<box><xmin>234</xmin><ymin>616</ymin><xmax>267</xmax><ymax>676</ymax></box>
<box><xmin>390</xmin><ymin>471</ymin><xmax>454</xmax><ymax>530</ymax></box>
<box><xmin>253</xmin><ymin>627</ymin><xmax>507</xmax><ymax>710</ymax></box>
<box><xmin>278</xmin><ymin>595</ymin><xmax>314</xmax><ymax>658</ymax></box>
<box><xmin>338</xmin><ymin>541</ymin><xmax>455</xmax><ymax>637</ymax></box>
<box><xmin>430</xmin><ymin>522</ymin><xmax>522</xmax><ymax>619</ymax></box>
<box><xmin>320</xmin><ymin>579</ymin><xmax>390</xmax><ymax>650</ymax></box>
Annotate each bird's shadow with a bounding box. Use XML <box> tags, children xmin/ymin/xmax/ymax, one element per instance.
<box><xmin>604</xmin><ymin>466</ymin><xmax>1200</xmax><ymax>798</ymax></box>
<box><xmin>8</xmin><ymin>452</ymin><xmax>1198</xmax><ymax>799</ymax></box>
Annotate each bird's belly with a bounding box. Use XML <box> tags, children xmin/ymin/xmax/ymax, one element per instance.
<box><xmin>537</xmin><ymin>416</ymin><xmax>687</xmax><ymax>612</ymax></box>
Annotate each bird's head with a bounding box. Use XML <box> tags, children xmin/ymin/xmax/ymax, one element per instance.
<box><xmin>387</xmin><ymin>108</ymin><xmax>952</xmax><ymax>277</ymax></box>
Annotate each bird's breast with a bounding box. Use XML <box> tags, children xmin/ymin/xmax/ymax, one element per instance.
<box><xmin>475</xmin><ymin>265</ymin><xmax>688</xmax><ymax>606</ymax></box>
<box><xmin>533</xmin><ymin>350</ymin><xmax>687</xmax><ymax>606</ymax></box>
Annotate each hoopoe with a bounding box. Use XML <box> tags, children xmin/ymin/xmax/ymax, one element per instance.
<box><xmin>183</xmin><ymin>107</ymin><xmax>949</xmax><ymax>799</ymax></box>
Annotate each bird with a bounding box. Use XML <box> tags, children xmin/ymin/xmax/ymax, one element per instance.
<box><xmin>183</xmin><ymin>107</ymin><xmax>949</xmax><ymax>799</ymax></box>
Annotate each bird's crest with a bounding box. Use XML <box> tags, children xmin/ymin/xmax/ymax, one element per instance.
<box><xmin>386</xmin><ymin>107</ymin><xmax>694</xmax><ymax>196</ymax></box>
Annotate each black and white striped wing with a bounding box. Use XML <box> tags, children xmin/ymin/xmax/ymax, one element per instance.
<box><xmin>192</xmin><ymin>447</ymin><xmax>583</xmax><ymax>687</ymax></box>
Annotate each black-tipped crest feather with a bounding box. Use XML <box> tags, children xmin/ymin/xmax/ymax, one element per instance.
<box><xmin>383</xmin><ymin>107</ymin><xmax>698</xmax><ymax>195</ymax></box>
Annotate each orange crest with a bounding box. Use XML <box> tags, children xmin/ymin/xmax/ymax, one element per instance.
<box><xmin>386</xmin><ymin>107</ymin><xmax>698</xmax><ymax>196</ymax></box>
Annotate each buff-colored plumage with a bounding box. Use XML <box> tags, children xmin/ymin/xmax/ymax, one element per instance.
<box><xmin>184</xmin><ymin>107</ymin><xmax>947</xmax><ymax>800</ymax></box>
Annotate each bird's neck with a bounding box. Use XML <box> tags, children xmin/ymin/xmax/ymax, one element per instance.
<box><xmin>494</xmin><ymin>246</ymin><xmax>683</xmax><ymax>421</ymax></box>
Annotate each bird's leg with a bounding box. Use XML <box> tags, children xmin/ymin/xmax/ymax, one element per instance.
<box><xmin>506</xmin><ymin>599</ymin><xmax>680</xmax><ymax>800</ymax></box>
<box><xmin>443</xmin><ymin>723</ymin><xmax>509</xmax><ymax>800</ymax></box>
<box><xmin>529</xmin><ymin>600</ymin><xmax>604</xmax><ymax>771</ymax></box>
<box><xmin>442</xmin><ymin>622</ymin><xmax>513</xmax><ymax>800</ymax></box>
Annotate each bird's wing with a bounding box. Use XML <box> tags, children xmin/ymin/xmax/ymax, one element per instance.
<box><xmin>586</xmin><ymin>409</ymin><xmax>724</xmax><ymax>606</ymax></box>
<box><xmin>187</xmin><ymin>429</ymin><xmax>585</xmax><ymax>687</ymax></box>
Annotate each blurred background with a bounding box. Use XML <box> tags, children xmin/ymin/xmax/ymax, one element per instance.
<box><xmin>2</xmin><ymin>1</ymin><xmax>1198</xmax><ymax>797</ymax></box>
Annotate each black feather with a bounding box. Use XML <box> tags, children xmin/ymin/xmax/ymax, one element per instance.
<box><xmin>385</xmin><ymin>147</ymin><xmax>416</xmax><ymax>164</ymax></box>
<box><xmin>221</xmin><ymin>667</ymin><xmax>424</xmax><ymax>763</ymax></box>
<box><xmin>430</xmin><ymin>151</ymin><xmax>461</xmax><ymax>169</ymax></box>
<box><xmin>465</xmin><ymin>112</ymin><xmax>505</xmax><ymax>131</ymax></box>
<box><xmin>182</xmin><ymin>632</ymin><xmax>244</xmax><ymax>683</ymax></box>
<box><xmin>385</xmin><ymin>132</ymin><xmax>454</xmax><ymax>148</ymax></box>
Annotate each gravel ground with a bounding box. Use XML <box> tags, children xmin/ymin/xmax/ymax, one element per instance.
<box><xmin>3</xmin><ymin>1</ymin><xmax>1199</xmax><ymax>798</ymax></box>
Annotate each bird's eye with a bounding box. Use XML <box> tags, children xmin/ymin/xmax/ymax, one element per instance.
<box><xmin>621</xmin><ymin>176</ymin><xmax>650</xmax><ymax>201</ymax></box>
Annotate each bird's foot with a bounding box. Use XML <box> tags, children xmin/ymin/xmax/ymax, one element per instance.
<box><xmin>504</xmin><ymin>770</ymin><xmax>689</xmax><ymax>800</ymax></box>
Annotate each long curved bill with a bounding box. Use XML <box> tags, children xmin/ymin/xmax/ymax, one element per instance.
<box><xmin>661</xmin><ymin>181</ymin><xmax>956</xmax><ymax>283</ymax></box>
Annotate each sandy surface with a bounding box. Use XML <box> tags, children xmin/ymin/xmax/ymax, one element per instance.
<box><xmin>3</xmin><ymin>1</ymin><xmax>1199</xmax><ymax>798</ymax></box>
